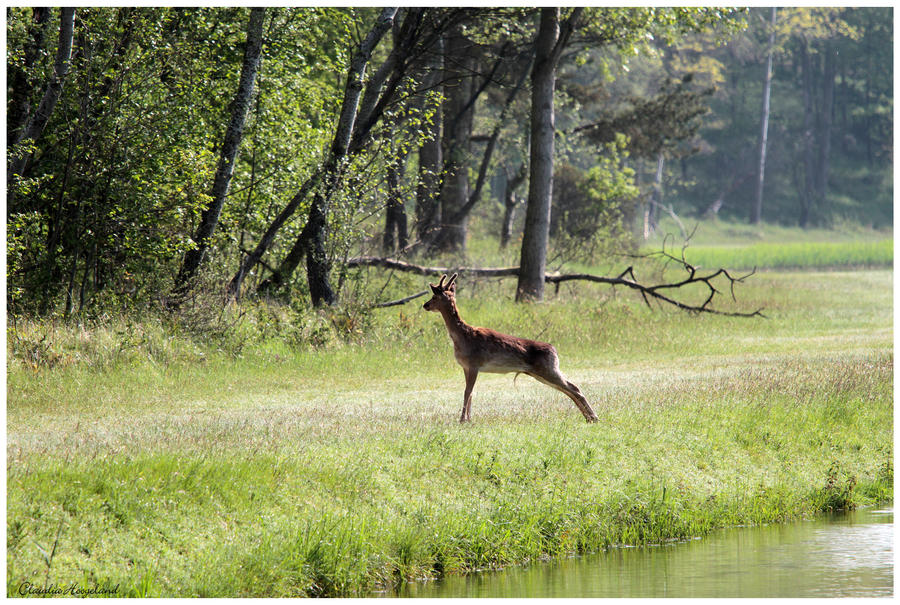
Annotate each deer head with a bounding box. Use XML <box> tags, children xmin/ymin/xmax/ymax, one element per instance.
<box><xmin>423</xmin><ymin>273</ymin><xmax>458</xmax><ymax>312</ymax></box>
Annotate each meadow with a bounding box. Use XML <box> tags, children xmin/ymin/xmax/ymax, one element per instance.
<box><xmin>6</xmin><ymin>224</ymin><xmax>893</xmax><ymax>597</ymax></box>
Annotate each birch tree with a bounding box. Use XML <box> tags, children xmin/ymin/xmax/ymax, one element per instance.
<box><xmin>229</xmin><ymin>7</ymin><xmax>399</xmax><ymax>300</ymax></box>
<box><xmin>7</xmin><ymin>7</ymin><xmax>76</xmax><ymax>182</ymax></box>
<box><xmin>174</xmin><ymin>7</ymin><xmax>265</xmax><ymax>296</ymax></box>
<box><xmin>750</xmin><ymin>7</ymin><xmax>777</xmax><ymax>225</ymax></box>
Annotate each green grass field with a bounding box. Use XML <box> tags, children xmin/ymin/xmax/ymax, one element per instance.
<box><xmin>646</xmin><ymin>218</ymin><xmax>892</xmax><ymax>271</ymax></box>
<box><xmin>6</xmin><ymin>230</ymin><xmax>893</xmax><ymax>596</ymax></box>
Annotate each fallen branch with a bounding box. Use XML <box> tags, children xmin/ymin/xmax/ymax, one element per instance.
<box><xmin>373</xmin><ymin>290</ymin><xmax>428</xmax><ymax>308</ymax></box>
<box><xmin>347</xmin><ymin>256</ymin><xmax>519</xmax><ymax>278</ymax></box>
<box><xmin>349</xmin><ymin>256</ymin><xmax>765</xmax><ymax>317</ymax></box>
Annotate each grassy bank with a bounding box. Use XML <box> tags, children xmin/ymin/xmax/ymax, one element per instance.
<box><xmin>6</xmin><ymin>269</ymin><xmax>893</xmax><ymax>596</ymax></box>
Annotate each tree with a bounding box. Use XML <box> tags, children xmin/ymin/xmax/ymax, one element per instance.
<box><xmin>7</xmin><ymin>7</ymin><xmax>52</xmax><ymax>149</ymax></box>
<box><xmin>174</xmin><ymin>7</ymin><xmax>265</xmax><ymax>296</ymax></box>
<box><xmin>7</xmin><ymin>8</ymin><xmax>76</xmax><ymax>182</ymax></box>
<box><xmin>245</xmin><ymin>8</ymin><xmax>476</xmax><ymax>305</ymax></box>
<box><xmin>516</xmin><ymin>8</ymin><xmax>581</xmax><ymax>302</ymax></box>
<box><xmin>413</xmin><ymin>37</ymin><xmax>443</xmax><ymax>241</ymax></box>
<box><xmin>432</xmin><ymin>23</ymin><xmax>476</xmax><ymax>252</ymax></box>
<box><xmin>233</xmin><ymin>7</ymin><xmax>400</xmax><ymax>302</ymax></box>
<box><xmin>383</xmin><ymin>152</ymin><xmax>409</xmax><ymax>253</ymax></box>
<box><xmin>499</xmin><ymin>162</ymin><xmax>526</xmax><ymax>249</ymax></box>
<box><xmin>750</xmin><ymin>7</ymin><xmax>777</xmax><ymax>225</ymax></box>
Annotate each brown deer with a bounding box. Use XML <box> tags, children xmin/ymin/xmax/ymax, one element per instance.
<box><xmin>423</xmin><ymin>273</ymin><xmax>598</xmax><ymax>423</ymax></box>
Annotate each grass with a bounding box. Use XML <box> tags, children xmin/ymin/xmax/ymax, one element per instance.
<box><xmin>642</xmin><ymin>217</ymin><xmax>892</xmax><ymax>271</ymax></box>
<box><xmin>6</xmin><ymin>247</ymin><xmax>894</xmax><ymax>596</ymax></box>
<box><xmin>675</xmin><ymin>239</ymin><xmax>892</xmax><ymax>271</ymax></box>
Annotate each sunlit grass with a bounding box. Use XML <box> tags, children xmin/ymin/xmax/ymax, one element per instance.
<box><xmin>674</xmin><ymin>239</ymin><xmax>892</xmax><ymax>271</ymax></box>
<box><xmin>7</xmin><ymin>269</ymin><xmax>893</xmax><ymax>596</ymax></box>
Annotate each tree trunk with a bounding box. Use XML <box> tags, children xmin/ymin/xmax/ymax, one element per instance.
<box><xmin>644</xmin><ymin>153</ymin><xmax>664</xmax><ymax>239</ymax></box>
<box><xmin>750</xmin><ymin>6</ymin><xmax>776</xmax><ymax>225</ymax></box>
<box><xmin>815</xmin><ymin>43</ymin><xmax>835</xmax><ymax>213</ymax></box>
<box><xmin>230</xmin><ymin>7</ymin><xmax>398</xmax><ymax>300</ymax></box>
<box><xmin>799</xmin><ymin>40</ymin><xmax>815</xmax><ymax>228</ymax></box>
<box><xmin>500</xmin><ymin>163</ymin><xmax>526</xmax><ymax>249</ymax></box>
<box><xmin>301</xmin><ymin>198</ymin><xmax>335</xmax><ymax>306</ymax></box>
<box><xmin>415</xmin><ymin>37</ymin><xmax>444</xmax><ymax>242</ymax></box>
<box><xmin>175</xmin><ymin>7</ymin><xmax>265</xmax><ymax>296</ymax></box>
<box><xmin>383</xmin><ymin>158</ymin><xmax>408</xmax><ymax>253</ymax></box>
<box><xmin>8</xmin><ymin>7</ymin><xmax>76</xmax><ymax>182</ymax></box>
<box><xmin>434</xmin><ymin>24</ymin><xmax>475</xmax><ymax>252</ymax></box>
<box><xmin>7</xmin><ymin>7</ymin><xmax>51</xmax><ymax>151</ymax></box>
<box><xmin>516</xmin><ymin>8</ymin><xmax>561</xmax><ymax>302</ymax></box>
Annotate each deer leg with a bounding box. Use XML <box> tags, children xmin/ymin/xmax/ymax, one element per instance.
<box><xmin>462</xmin><ymin>367</ymin><xmax>478</xmax><ymax>423</ymax></box>
<box><xmin>527</xmin><ymin>370</ymin><xmax>598</xmax><ymax>423</ymax></box>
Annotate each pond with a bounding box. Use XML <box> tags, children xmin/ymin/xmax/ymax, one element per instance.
<box><xmin>387</xmin><ymin>507</ymin><xmax>893</xmax><ymax>598</ymax></box>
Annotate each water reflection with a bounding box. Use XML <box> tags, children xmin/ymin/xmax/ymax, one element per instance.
<box><xmin>391</xmin><ymin>507</ymin><xmax>893</xmax><ymax>598</ymax></box>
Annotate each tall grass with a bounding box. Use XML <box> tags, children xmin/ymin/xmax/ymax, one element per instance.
<box><xmin>6</xmin><ymin>269</ymin><xmax>893</xmax><ymax>597</ymax></box>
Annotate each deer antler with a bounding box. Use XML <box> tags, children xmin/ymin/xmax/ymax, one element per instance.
<box><xmin>437</xmin><ymin>274</ymin><xmax>447</xmax><ymax>289</ymax></box>
<box><xmin>447</xmin><ymin>273</ymin><xmax>458</xmax><ymax>288</ymax></box>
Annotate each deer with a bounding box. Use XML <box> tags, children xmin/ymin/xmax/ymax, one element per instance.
<box><xmin>423</xmin><ymin>273</ymin><xmax>599</xmax><ymax>423</ymax></box>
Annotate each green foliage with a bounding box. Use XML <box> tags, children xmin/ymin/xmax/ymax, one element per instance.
<box><xmin>550</xmin><ymin>136</ymin><xmax>639</xmax><ymax>264</ymax></box>
<box><xmin>6</xmin><ymin>8</ymin><xmax>352</xmax><ymax>315</ymax></box>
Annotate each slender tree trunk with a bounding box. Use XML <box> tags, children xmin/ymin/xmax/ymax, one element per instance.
<box><xmin>415</xmin><ymin>37</ymin><xmax>444</xmax><ymax>241</ymax></box>
<box><xmin>383</xmin><ymin>159</ymin><xmax>408</xmax><ymax>253</ymax></box>
<box><xmin>500</xmin><ymin>163</ymin><xmax>527</xmax><ymax>249</ymax></box>
<box><xmin>644</xmin><ymin>152</ymin><xmax>664</xmax><ymax>239</ymax></box>
<box><xmin>750</xmin><ymin>6</ymin><xmax>776</xmax><ymax>225</ymax></box>
<box><xmin>517</xmin><ymin>8</ymin><xmax>561</xmax><ymax>302</ymax></box>
<box><xmin>799</xmin><ymin>40</ymin><xmax>815</xmax><ymax>228</ymax></box>
<box><xmin>7</xmin><ymin>7</ymin><xmax>51</xmax><ymax>151</ymax></box>
<box><xmin>816</xmin><ymin>43</ymin><xmax>835</xmax><ymax>213</ymax></box>
<box><xmin>434</xmin><ymin>24</ymin><xmax>475</xmax><ymax>252</ymax></box>
<box><xmin>8</xmin><ymin>7</ymin><xmax>76</xmax><ymax>182</ymax></box>
<box><xmin>174</xmin><ymin>7</ymin><xmax>265</xmax><ymax>296</ymax></box>
<box><xmin>231</xmin><ymin>7</ymin><xmax>398</xmax><ymax>300</ymax></box>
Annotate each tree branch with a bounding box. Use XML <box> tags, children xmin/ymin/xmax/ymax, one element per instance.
<box><xmin>347</xmin><ymin>255</ymin><xmax>764</xmax><ymax>317</ymax></box>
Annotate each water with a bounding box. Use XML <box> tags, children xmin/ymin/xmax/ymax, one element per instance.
<box><xmin>390</xmin><ymin>507</ymin><xmax>893</xmax><ymax>598</ymax></box>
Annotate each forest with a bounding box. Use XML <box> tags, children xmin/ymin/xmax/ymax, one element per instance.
<box><xmin>7</xmin><ymin>6</ymin><xmax>892</xmax><ymax>317</ymax></box>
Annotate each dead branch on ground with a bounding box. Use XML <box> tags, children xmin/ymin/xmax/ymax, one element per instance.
<box><xmin>348</xmin><ymin>254</ymin><xmax>764</xmax><ymax>317</ymax></box>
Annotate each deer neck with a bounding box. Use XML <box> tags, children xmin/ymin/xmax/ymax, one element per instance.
<box><xmin>439</xmin><ymin>302</ymin><xmax>469</xmax><ymax>342</ymax></box>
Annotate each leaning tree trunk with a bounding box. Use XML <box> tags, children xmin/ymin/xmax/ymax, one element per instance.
<box><xmin>516</xmin><ymin>8</ymin><xmax>562</xmax><ymax>302</ymax></box>
<box><xmin>7</xmin><ymin>7</ymin><xmax>51</xmax><ymax>152</ymax></box>
<box><xmin>750</xmin><ymin>6</ymin><xmax>776</xmax><ymax>225</ymax></box>
<box><xmin>8</xmin><ymin>7</ymin><xmax>76</xmax><ymax>182</ymax></box>
<box><xmin>231</xmin><ymin>7</ymin><xmax>398</xmax><ymax>300</ymax></box>
<box><xmin>174</xmin><ymin>7</ymin><xmax>265</xmax><ymax>297</ymax></box>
